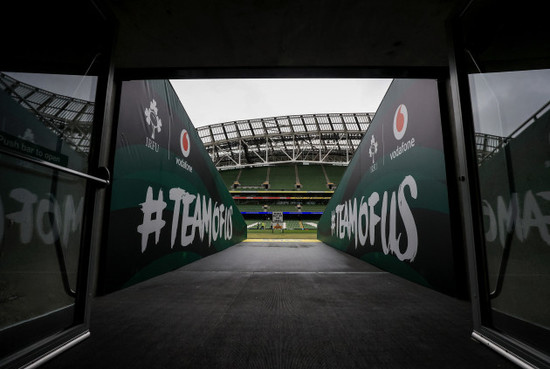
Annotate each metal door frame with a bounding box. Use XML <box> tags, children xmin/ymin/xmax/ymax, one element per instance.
<box><xmin>0</xmin><ymin>1</ymin><xmax>116</xmax><ymax>367</ymax></box>
<box><xmin>446</xmin><ymin>1</ymin><xmax>550</xmax><ymax>367</ymax></box>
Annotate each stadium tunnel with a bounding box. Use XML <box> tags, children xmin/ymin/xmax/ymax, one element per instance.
<box><xmin>1</xmin><ymin>0</ymin><xmax>549</xmax><ymax>368</ymax></box>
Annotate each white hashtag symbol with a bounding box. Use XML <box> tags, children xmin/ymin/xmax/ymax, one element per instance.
<box><xmin>137</xmin><ymin>186</ymin><xmax>167</xmax><ymax>253</ymax></box>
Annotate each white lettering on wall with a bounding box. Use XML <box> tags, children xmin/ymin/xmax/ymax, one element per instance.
<box><xmin>1</xmin><ymin>188</ymin><xmax>83</xmax><ymax>247</ymax></box>
<box><xmin>36</xmin><ymin>196</ymin><xmax>62</xmax><ymax>245</ymax></box>
<box><xmin>62</xmin><ymin>196</ymin><xmax>84</xmax><ymax>249</ymax></box>
<box><xmin>330</xmin><ymin>175</ymin><xmax>418</xmax><ymax>262</ymax></box>
<box><xmin>137</xmin><ymin>187</ymin><xmax>167</xmax><ymax>252</ymax></box>
<box><xmin>389</xmin><ymin>138</ymin><xmax>416</xmax><ymax>160</ymax></box>
<box><xmin>6</xmin><ymin>188</ymin><xmax>37</xmax><ymax>244</ymax></box>
<box><xmin>169</xmin><ymin>188</ymin><xmax>196</xmax><ymax>247</ymax></box>
<box><xmin>483</xmin><ymin>190</ymin><xmax>550</xmax><ymax>247</ymax></box>
<box><xmin>138</xmin><ymin>186</ymin><xmax>235</xmax><ymax>253</ymax></box>
<box><xmin>145</xmin><ymin>137</ymin><xmax>160</xmax><ymax>152</ymax></box>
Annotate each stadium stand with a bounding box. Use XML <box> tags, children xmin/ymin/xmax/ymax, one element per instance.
<box><xmin>216</xmin><ymin>163</ymin><xmax>339</xmax><ymax>229</ymax></box>
<box><xmin>296</xmin><ymin>164</ymin><xmax>329</xmax><ymax>191</ymax></box>
<box><xmin>196</xmin><ymin>113</ymin><xmax>375</xmax><ymax>231</ymax></box>
<box><xmin>264</xmin><ymin>204</ymin><xmax>293</xmax><ymax>212</ymax></box>
<box><xmin>267</xmin><ymin>165</ymin><xmax>296</xmax><ymax>190</ymax></box>
<box><xmin>221</xmin><ymin>164</ymin><xmax>340</xmax><ymax>192</ymax></box>
<box><xmin>236</xmin><ymin>204</ymin><xmax>263</xmax><ymax>212</ymax></box>
<box><xmin>300</xmin><ymin>204</ymin><xmax>327</xmax><ymax>212</ymax></box>
<box><xmin>324</xmin><ymin>165</ymin><xmax>347</xmax><ymax>188</ymax></box>
<box><xmin>237</xmin><ymin>167</ymin><xmax>268</xmax><ymax>189</ymax></box>
<box><xmin>220</xmin><ymin>169</ymin><xmax>240</xmax><ymax>189</ymax></box>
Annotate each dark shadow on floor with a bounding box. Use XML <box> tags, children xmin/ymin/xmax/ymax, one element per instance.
<box><xmin>42</xmin><ymin>241</ymin><xmax>517</xmax><ymax>368</ymax></box>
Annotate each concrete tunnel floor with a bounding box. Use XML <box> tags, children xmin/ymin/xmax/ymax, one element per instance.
<box><xmin>42</xmin><ymin>240</ymin><xmax>516</xmax><ymax>369</ymax></box>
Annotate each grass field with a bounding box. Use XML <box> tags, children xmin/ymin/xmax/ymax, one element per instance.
<box><xmin>246</xmin><ymin>229</ymin><xmax>318</xmax><ymax>239</ymax></box>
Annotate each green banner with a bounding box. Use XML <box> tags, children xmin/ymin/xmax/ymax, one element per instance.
<box><xmin>318</xmin><ymin>79</ymin><xmax>466</xmax><ymax>298</ymax></box>
<box><xmin>100</xmin><ymin>80</ymin><xmax>247</xmax><ymax>294</ymax></box>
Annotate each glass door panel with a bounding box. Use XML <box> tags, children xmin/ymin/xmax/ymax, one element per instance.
<box><xmin>0</xmin><ymin>154</ymin><xmax>86</xmax><ymax>357</ymax></box>
<box><xmin>461</xmin><ymin>0</ymin><xmax>550</xmax><ymax>356</ymax></box>
<box><xmin>0</xmin><ymin>70</ymin><xmax>100</xmax><ymax>362</ymax></box>
<box><xmin>0</xmin><ymin>1</ymin><xmax>112</xmax><ymax>366</ymax></box>
<box><xmin>469</xmin><ymin>68</ymin><xmax>550</xmax><ymax>352</ymax></box>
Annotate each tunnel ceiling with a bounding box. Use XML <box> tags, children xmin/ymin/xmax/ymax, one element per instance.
<box><xmin>103</xmin><ymin>0</ymin><xmax>463</xmax><ymax>72</ymax></box>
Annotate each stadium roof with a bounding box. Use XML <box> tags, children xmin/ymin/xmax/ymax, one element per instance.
<box><xmin>1</xmin><ymin>71</ymin><xmax>504</xmax><ymax>169</ymax></box>
<box><xmin>0</xmin><ymin>72</ymin><xmax>94</xmax><ymax>155</ymax></box>
<box><xmin>196</xmin><ymin>112</ymin><xmax>375</xmax><ymax>170</ymax></box>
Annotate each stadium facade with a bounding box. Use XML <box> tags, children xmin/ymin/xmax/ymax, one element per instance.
<box><xmin>1</xmin><ymin>1</ymin><xmax>549</xmax><ymax>368</ymax></box>
<box><xmin>197</xmin><ymin>113</ymin><xmax>373</xmax><ymax>231</ymax></box>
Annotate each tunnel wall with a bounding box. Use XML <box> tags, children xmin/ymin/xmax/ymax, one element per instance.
<box><xmin>318</xmin><ymin>79</ymin><xmax>467</xmax><ymax>298</ymax></box>
<box><xmin>99</xmin><ymin>80</ymin><xmax>247</xmax><ymax>294</ymax></box>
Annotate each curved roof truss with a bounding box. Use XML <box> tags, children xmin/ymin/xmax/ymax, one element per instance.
<box><xmin>0</xmin><ymin>72</ymin><xmax>94</xmax><ymax>155</ymax></box>
<box><xmin>197</xmin><ymin>112</ymin><xmax>375</xmax><ymax>170</ymax></box>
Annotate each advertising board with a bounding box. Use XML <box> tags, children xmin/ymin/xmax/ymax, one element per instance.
<box><xmin>100</xmin><ymin>80</ymin><xmax>247</xmax><ymax>294</ymax></box>
<box><xmin>318</xmin><ymin>79</ymin><xmax>466</xmax><ymax>297</ymax></box>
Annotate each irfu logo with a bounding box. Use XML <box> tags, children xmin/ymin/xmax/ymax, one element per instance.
<box><xmin>144</xmin><ymin>99</ymin><xmax>162</xmax><ymax>139</ymax></box>
<box><xmin>368</xmin><ymin>135</ymin><xmax>378</xmax><ymax>164</ymax></box>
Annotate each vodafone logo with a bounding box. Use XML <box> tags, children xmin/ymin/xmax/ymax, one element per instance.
<box><xmin>176</xmin><ymin>129</ymin><xmax>193</xmax><ymax>172</ymax></box>
<box><xmin>393</xmin><ymin>104</ymin><xmax>408</xmax><ymax>140</ymax></box>
<box><xmin>389</xmin><ymin>104</ymin><xmax>415</xmax><ymax>161</ymax></box>
<box><xmin>180</xmin><ymin>129</ymin><xmax>191</xmax><ymax>157</ymax></box>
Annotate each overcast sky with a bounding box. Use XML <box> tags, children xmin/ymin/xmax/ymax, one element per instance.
<box><xmin>5</xmin><ymin>73</ymin><xmax>393</xmax><ymax>128</ymax></box>
<box><xmin>170</xmin><ymin>79</ymin><xmax>393</xmax><ymax>127</ymax></box>
<box><xmin>468</xmin><ymin>69</ymin><xmax>550</xmax><ymax>137</ymax></box>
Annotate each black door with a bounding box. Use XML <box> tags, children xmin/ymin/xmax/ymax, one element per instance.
<box><xmin>451</xmin><ymin>0</ymin><xmax>550</xmax><ymax>366</ymax></box>
<box><xmin>0</xmin><ymin>1</ymin><xmax>113</xmax><ymax>367</ymax></box>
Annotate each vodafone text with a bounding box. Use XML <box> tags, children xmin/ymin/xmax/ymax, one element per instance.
<box><xmin>389</xmin><ymin>138</ymin><xmax>415</xmax><ymax>160</ymax></box>
<box><xmin>331</xmin><ymin>175</ymin><xmax>418</xmax><ymax>262</ymax></box>
<box><xmin>175</xmin><ymin>157</ymin><xmax>193</xmax><ymax>173</ymax></box>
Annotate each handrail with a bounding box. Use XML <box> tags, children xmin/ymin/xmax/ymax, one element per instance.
<box><xmin>1</xmin><ymin>145</ymin><xmax>110</xmax><ymax>298</ymax></box>
<box><xmin>489</xmin><ymin>145</ymin><xmax>515</xmax><ymax>299</ymax></box>
<box><xmin>0</xmin><ymin>146</ymin><xmax>109</xmax><ymax>185</ymax></box>
<box><xmin>53</xmin><ymin>230</ymin><xmax>77</xmax><ymax>298</ymax></box>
